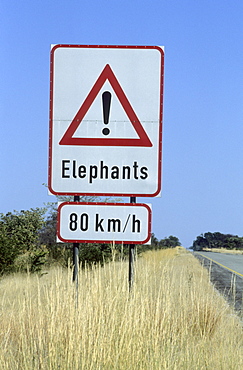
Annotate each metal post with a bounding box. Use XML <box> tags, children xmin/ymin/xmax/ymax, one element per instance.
<box><xmin>129</xmin><ymin>196</ymin><xmax>136</xmax><ymax>291</ymax></box>
<box><xmin>73</xmin><ymin>195</ymin><xmax>80</xmax><ymax>283</ymax></box>
<box><xmin>73</xmin><ymin>243</ymin><xmax>79</xmax><ymax>282</ymax></box>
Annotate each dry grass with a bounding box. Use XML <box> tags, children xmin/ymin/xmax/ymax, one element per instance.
<box><xmin>0</xmin><ymin>247</ymin><xmax>242</xmax><ymax>369</ymax></box>
<box><xmin>204</xmin><ymin>248</ymin><xmax>243</xmax><ymax>254</ymax></box>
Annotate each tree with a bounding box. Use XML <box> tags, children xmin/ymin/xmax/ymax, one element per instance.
<box><xmin>39</xmin><ymin>204</ymin><xmax>71</xmax><ymax>266</ymax></box>
<box><xmin>0</xmin><ymin>208</ymin><xmax>46</xmax><ymax>274</ymax></box>
<box><xmin>159</xmin><ymin>235</ymin><xmax>181</xmax><ymax>248</ymax></box>
<box><xmin>203</xmin><ymin>232</ymin><xmax>231</xmax><ymax>249</ymax></box>
<box><xmin>151</xmin><ymin>233</ymin><xmax>159</xmax><ymax>248</ymax></box>
<box><xmin>192</xmin><ymin>235</ymin><xmax>208</xmax><ymax>251</ymax></box>
<box><xmin>79</xmin><ymin>243</ymin><xmax>112</xmax><ymax>267</ymax></box>
<box><xmin>192</xmin><ymin>232</ymin><xmax>243</xmax><ymax>251</ymax></box>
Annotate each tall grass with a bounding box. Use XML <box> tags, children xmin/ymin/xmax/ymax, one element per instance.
<box><xmin>0</xmin><ymin>248</ymin><xmax>242</xmax><ymax>369</ymax></box>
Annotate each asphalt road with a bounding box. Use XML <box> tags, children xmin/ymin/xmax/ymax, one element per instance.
<box><xmin>194</xmin><ymin>251</ymin><xmax>243</xmax><ymax>314</ymax></box>
<box><xmin>195</xmin><ymin>251</ymin><xmax>243</xmax><ymax>276</ymax></box>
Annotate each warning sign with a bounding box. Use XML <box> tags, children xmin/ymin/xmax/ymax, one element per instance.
<box><xmin>48</xmin><ymin>44</ymin><xmax>164</xmax><ymax>197</ymax></box>
<box><xmin>59</xmin><ymin>64</ymin><xmax>152</xmax><ymax>147</ymax></box>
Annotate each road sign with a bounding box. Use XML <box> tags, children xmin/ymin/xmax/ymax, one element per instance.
<box><xmin>48</xmin><ymin>44</ymin><xmax>164</xmax><ymax>197</ymax></box>
<box><xmin>57</xmin><ymin>202</ymin><xmax>151</xmax><ymax>244</ymax></box>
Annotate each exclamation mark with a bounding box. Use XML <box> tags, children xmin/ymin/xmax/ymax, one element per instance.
<box><xmin>102</xmin><ymin>91</ymin><xmax>111</xmax><ymax>136</ymax></box>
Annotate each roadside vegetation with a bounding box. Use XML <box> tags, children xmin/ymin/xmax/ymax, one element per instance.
<box><xmin>192</xmin><ymin>231</ymin><xmax>243</xmax><ymax>252</ymax></box>
<box><xmin>203</xmin><ymin>248</ymin><xmax>243</xmax><ymax>255</ymax></box>
<box><xmin>2</xmin><ymin>198</ymin><xmax>243</xmax><ymax>275</ymax></box>
<box><xmin>0</xmin><ymin>248</ymin><xmax>242</xmax><ymax>369</ymax></box>
<box><xmin>0</xmin><ymin>202</ymin><xmax>180</xmax><ymax>275</ymax></box>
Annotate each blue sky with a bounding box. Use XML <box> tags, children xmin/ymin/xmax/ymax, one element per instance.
<box><xmin>1</xmin><ymin>0</ymin><xmax>243</xmax><ymax>247</ymax></box>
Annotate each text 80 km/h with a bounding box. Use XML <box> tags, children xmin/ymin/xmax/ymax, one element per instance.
<box><xmin>69</xmin><ymin>212</ymin><xmax>141</xmax><ymax>233</ymax></box>
<box><xmin>57</xmin><ymin>202</ymin><xmax>151</xmax><ymax>244</ymax></box>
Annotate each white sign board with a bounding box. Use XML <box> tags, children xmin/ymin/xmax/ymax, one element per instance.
<box><xmin>57</xmin><ymin>202</ymin><xmax>151</xmax><ymax>244</ymax></box>
<box><xmin>48</xmin><ymin>45</ymin><xmax>164</xmax><ymax>197</ymax></box>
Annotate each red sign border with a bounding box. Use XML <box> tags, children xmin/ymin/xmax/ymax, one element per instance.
<box><xmin>48</xmin><ymin>44</ymin><xmax>164</xmax><ymax>197</ymax></box>
<box><xmin>57</xmin><ymin>202</ymin><xmax>152</xmax><ymax>244</ymax></box>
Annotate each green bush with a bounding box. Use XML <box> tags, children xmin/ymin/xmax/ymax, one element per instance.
<box><xmin>0</xmin><ymin>208</ymin><xmax>46</xmax><ymax>274</ymax></box>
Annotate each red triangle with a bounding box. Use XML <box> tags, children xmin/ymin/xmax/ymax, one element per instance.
<box><xmin>59</xmin><ymin>64</ymin><xmax>152</xmax><ymax>147</ymax></box>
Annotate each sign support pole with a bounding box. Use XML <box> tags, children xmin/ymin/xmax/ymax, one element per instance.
<box><xmin>129</xmin><ymin>196</ymin><xmax>136</xmax><ymax>291</ymax></box>
<box><xmin>73</xmin><ymin>195</ymin><xmax>80</xmax><ymax>284</ymax></box>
